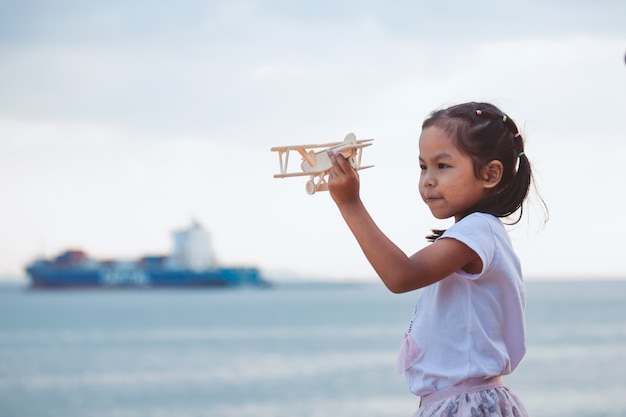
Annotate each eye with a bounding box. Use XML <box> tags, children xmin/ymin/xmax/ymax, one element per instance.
<box><xmin>419</xmin><ymin>164</ymin><xmax>427</xmax><ymax>171</ymax></box>
<box><xmin>438</xmin><ymin>163</ymin><xmax>450</xmax><ymax>169</ymax></box>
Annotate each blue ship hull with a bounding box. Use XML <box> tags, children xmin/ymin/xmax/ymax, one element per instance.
<box><xmin>26</xmin><ymin>264</ymin><xmax>265</xmax><ymax>289</ymax></box>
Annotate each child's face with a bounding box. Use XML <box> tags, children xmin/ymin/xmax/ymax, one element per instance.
<box><xmin>418</xmin><ymin>126</ymin><xmax>491</xmax><ymax>222</ymax></box>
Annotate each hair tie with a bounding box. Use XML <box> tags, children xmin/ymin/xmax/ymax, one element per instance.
<box><xmin>514</xmin><ymin>132</ymin><xmax>521</xmax><ymax>138</ymax></box>
<box><xmin>502</xmin><ymin>115</ymin><xmax>507</xmax><ymax>123</ymax></box>
<box><xmin>518</xmin><ymin>151</ymin><xmax>525</xmax><ymax>157</ymax></box>
<box><xmin>476</xmin><ymin>110</ymin><xmax>482</xmax><ymax>115</ymax></box>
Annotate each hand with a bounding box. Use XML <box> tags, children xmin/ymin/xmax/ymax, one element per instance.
<box><xmin>327</xmin><ymin>150</ymin><xmax>361</xmax><ymax>206</ymax></box>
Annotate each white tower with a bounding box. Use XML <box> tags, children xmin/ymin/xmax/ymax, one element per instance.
<box><xmin>169</xmin><ymin>221</ymin><xmax>216</xmax><ymax>269</ymax></box>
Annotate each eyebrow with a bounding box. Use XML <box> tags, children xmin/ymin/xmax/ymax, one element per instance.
<box><xmin>419</xmin><ymin>151</ymin><xmax>454</xmax><ymax>162</ymax></box>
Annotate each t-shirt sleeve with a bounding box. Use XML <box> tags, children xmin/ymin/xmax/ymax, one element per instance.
<box><xmin>437</xmin><ymin>213</ymin><xmax>496</xmax><ymax>280</ymax></box>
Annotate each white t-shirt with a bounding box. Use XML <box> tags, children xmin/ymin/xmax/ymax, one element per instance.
<box><xmin>401</xmin><ymin>212</ymin><xmax>526</xmax><ymax>396</ymax></box>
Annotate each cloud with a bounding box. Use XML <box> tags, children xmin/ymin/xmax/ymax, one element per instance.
<box><xmin>2</xmin><ymin>1</ymin><xmax>623</xmax><ymax>134</ymax></box>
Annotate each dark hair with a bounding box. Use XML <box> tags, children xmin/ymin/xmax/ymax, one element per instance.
<box><xmin>422</xmin><ymin>102</ymin><xmax>543</xmax><ymax>241</ymax></box>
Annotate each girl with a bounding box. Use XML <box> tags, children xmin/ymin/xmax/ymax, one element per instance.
<box><xmin>327</xmin><ymin>102</ymin><xmax>543</xmax><ymax>417</ymax></box>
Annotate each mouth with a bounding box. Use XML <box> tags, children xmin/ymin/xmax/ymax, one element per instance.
<box><xmin>424</xmin><ymin>195</ymin><xmax>442</xmax><ymax>204</ymax></box>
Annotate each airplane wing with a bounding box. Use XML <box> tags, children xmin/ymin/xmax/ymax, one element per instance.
<box><xmin>321</xmin><ymin>141</ymin><xmax>373</xmax><ymax>154</ymax></box>
<box><xmin>273</xmin><ymin>171</ymin><xmax>324</xmax><ymax>178</ymax></box>
<box><xmin>270</xmin><ymin>141</ymin><xmax>345</xmax><ymax>152</ymax></box>
<box><xmin>350</xmin><ymin>142</ymin><xmax>374</xmax><ymax>149</ymax></box>
<box><xmin>275</xmin><ymin>163</ymin><xmax>373</xmax><ymax>178</ymax></box>
<box><xmin>357</xmin><ymin>165</ymin><xmax>375</xmax><ymax>171</ymax></box>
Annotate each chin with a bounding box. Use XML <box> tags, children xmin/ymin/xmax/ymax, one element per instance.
<box><xmin>430</xmin><ymin>211</ymin><xmax>453</xmax><ymax>220</ymax></box>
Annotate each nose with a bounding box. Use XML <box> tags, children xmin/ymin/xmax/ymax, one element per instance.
<box><xmin>420</xmin><ymin>169</ymin><xmax>435</xmax><ymax>188</ymax></box>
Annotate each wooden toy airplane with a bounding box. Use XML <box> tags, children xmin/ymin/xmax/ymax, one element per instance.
<box><xmin>271</xmin><ymin>133</ymin><xmax>374</xmax><ymax>195</ymax></box>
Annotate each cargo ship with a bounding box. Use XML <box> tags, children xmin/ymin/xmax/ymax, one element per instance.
<box><xmin>25</xmin><ymin>222</ymin><xmax>266</xmax><ymax>288</ymax></box>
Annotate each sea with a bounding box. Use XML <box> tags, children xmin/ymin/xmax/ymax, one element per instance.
<box><xmin>1</xmin><ymin>280</ymin><xmax>625</xmax><ymax>417</ymax></box>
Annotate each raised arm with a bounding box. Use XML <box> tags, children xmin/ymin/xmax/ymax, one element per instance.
<box><xmin>327</xmin><ymin>151</ymin><xmax>480</xmax><ymax>293</ymax></box>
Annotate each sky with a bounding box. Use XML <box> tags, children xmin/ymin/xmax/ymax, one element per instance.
<box><xmin>1</xmin><ymin>0</ymin><xmax>625</xmax><ymax>283</ymax></box>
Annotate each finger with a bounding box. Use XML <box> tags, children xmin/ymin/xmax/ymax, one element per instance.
<box><xmin>328</xmin><ymin>150</ymin><xmax>350</xmax><ymax>175</ymax></box>
<box><xmin>327</xmin><ymin>150</ymin><xmax>342</xmax><ymax>175</ymax></box>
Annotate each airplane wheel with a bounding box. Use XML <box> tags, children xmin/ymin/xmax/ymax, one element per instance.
<box><xmin>305</xmin><ymin>180</ymin><xmax>316</xmax><ymax>195</ymax></box>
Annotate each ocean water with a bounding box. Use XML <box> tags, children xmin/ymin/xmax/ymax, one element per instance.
<box><xmin>0</xmin><ymin>280</ymin><xmax>625</xmax><ymax>417</ymax></box>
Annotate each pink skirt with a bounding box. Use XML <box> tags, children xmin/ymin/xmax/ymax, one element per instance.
<box><xmin>412</xmin><ymin>377</ymin><xmax>529</xmax><ymax>417</ymax></box>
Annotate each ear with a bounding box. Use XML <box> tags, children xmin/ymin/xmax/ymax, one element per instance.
<box><xmin>481</xmin><ymin>160</ymin><xmax>503</xmax><ymax>189</ymax></box>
